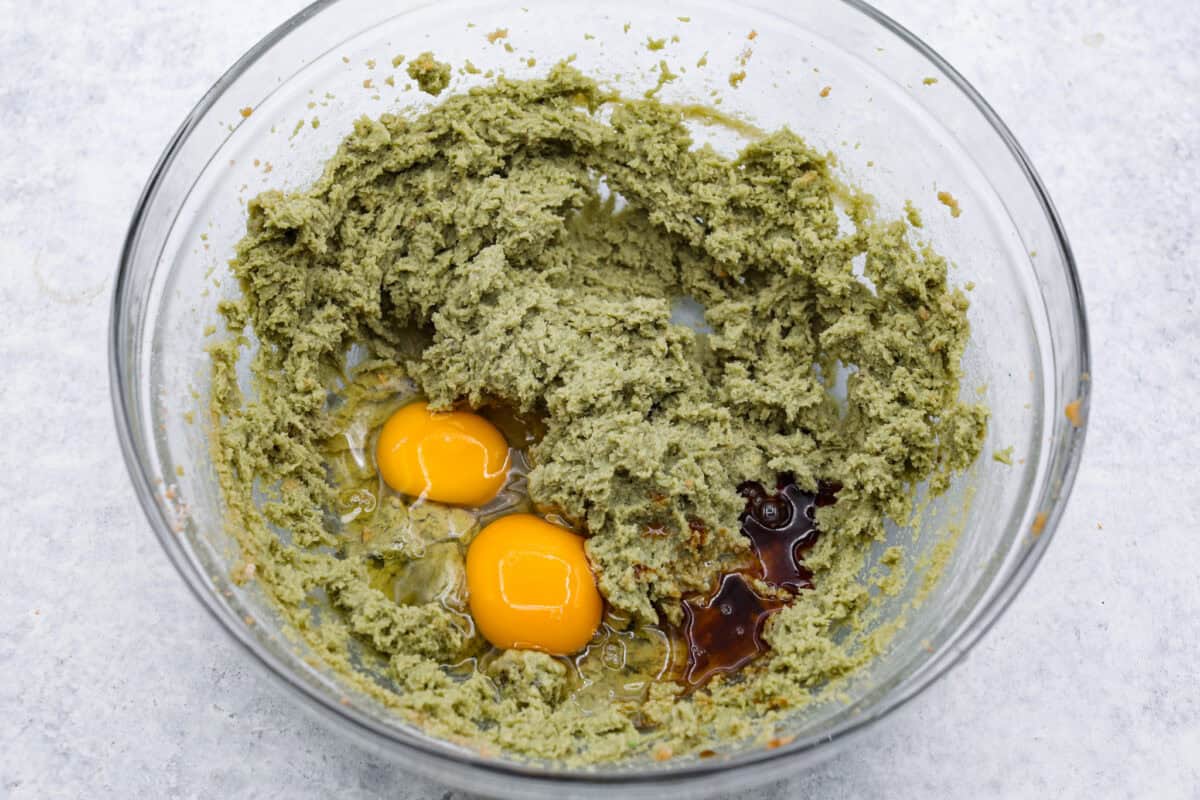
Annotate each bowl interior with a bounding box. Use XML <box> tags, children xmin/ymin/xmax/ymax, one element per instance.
<box><xmin>114</xmin><ymin>0</ymin><xmax>1087</xmax><ymax>793</ymax></box>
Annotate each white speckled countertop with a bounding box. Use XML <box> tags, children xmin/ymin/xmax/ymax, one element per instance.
<box><xmin>1</xmin><ymin>1</ymin><xmax>1197</xmax><ymax>797</ymax></box>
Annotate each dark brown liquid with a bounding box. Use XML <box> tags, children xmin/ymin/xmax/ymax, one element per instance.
<box><xmin>681</xmin><ymin>572</ymin><xmax>783</xmax><ymax>686</ymax></box>
<box><xmin>738</xmin><ymin>478</ymin><xmax>840</xmax><ymax>590</ymax></box>
<box><xmin>676</xmin><ymin>476</ymin><xmax>840</xmax><ymax>688</ymax></box>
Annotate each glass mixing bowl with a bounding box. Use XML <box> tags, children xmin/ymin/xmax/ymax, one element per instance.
<box><xmin>109</xmin><ymin>0</ymin><xmax>1090</xmax><ymax>795</ymax></box>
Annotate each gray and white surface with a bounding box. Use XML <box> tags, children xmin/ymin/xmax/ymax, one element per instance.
<box><xmin>1</xmin><ymin>1</ymin><xmax>1197</xmax><ymax>797</ymax></box>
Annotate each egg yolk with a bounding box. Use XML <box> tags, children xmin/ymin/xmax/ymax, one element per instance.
<box><xmin>466</xmin><ymin>514</ymin><xmax>603</xmax><ymax>655</ymax></box>
<box><xmin>375</xmin><ymin>401</ymin><xmax>510</xmax><ymax>506</ymax></box>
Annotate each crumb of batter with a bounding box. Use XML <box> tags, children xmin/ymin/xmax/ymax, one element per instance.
<box><xmin>937</xmin><ymin>190</ymin><xmax>962</xmax><ymax>218</ymax></box>
<box><xmin>1064</xmin><ymin>399</ymin><xmax>1084</xmax><ymax>427</ymax></box>
<box><xmin>644</xmin><ymin>60</ymin><xmax>678</xmax><ymax>98</ymax></box>
<box><xmin>406</xmin><ymin>52</ymin><xmax>452</xmax><ymax>96</ymax></box>
<box><xmin>905</xmin><ymin>200</ymin><xmax>923</xmax><ymax>228</ymax></box>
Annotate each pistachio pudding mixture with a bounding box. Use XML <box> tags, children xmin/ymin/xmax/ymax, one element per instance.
<box><xmin>209</xmin><ymin>62</ymin><xmax>986</xmax><ymax>763</ymax></box>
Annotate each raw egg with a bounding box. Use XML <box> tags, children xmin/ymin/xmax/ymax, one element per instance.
<box><xmin>375</xmin><ymin>401</ymin><xmax>510</xmax><ymax>506</ymax></box>
<box><xmin>466</xmin><ymin>514</ymin><xmax>603</xmax><ymax>655</ymax></box>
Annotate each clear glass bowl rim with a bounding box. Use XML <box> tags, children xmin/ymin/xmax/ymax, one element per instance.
<box><xmin>109</xmin><ymin>0</ymin><xmax>1091</xmax><ymax>789</ymax></box>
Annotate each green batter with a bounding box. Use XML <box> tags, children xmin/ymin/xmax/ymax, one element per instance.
<box><xmin>209</xmin><ymin>62</ymin><xmax>986</xmax><ymax>763</ymax></box>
